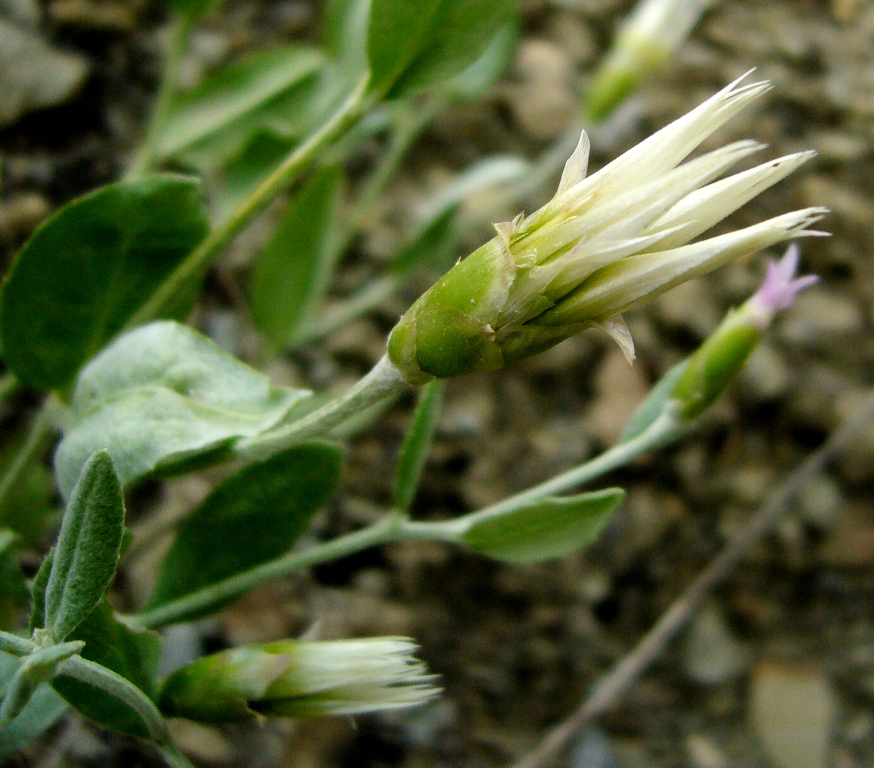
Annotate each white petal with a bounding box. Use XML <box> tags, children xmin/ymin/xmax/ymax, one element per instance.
<box><xmin>556</xmin><ymin>131</ymin><xmax>590</xmax><ymax>196</ymax></box>
<box><xmin>641</xmin><ymin>150</ymin><xmax>817</xmax><ymax>250</ymax></box>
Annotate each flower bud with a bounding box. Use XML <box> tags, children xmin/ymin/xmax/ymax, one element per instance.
<box><xmin>159</xmin><ymin>638</ymin><xmax>439</xmax><ymax>723</ymax></box>
<box><xmin>388</xmin><ymin>75</ymin><xmax>827</xmax><ymax>385</ymax></box>
<box><xmin>670</xmin><ymin>244</ymin><xmax>817</xmax><ymax>419</ymax></box>
<box><xmin>585</xmin><ymin>0</ymin><xmax>716</xmax><ymax>121</ymax></box>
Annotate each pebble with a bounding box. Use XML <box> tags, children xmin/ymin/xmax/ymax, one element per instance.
<box><xmin>0</xmin><ymin>192</ymin><xmax>51</xmax><ymax>240</ymax></box>
<box><xmin>0</xmin><ymin>18</ymin><xmax>88</xmax><ymax>127</ymax></box>
<box><xmin>818</xmin><ymin>502</ymin><xmax>874</xmax><ymax>566</ymax></box>
<box><xmin>587</xmin><ymin>347</ymin><xmax>650</xmax><ymax>446</ymax></box>
<box><xmin>740</xmin><ymin>342</ymin><xmax>791</xmax><ymax>401</ymax></box>
<box><xmin>654</xmin><ymin>280</ymin><xmax>722</xmax><ymax>339</ymax></box>
<box><xmin>506</xmin><ymin>39</ymin><xmax>577</xmax><ymax>141</ymax></box>
<box><xmin>685</xmin><ymin>734</ymin><xmax>728</xmax><ymax>768</ymax></box>
<box><xmin>568</xmin><ymin>728</ymin><xmax>620</xmax><ymax>768</ymax></box>
<box><xmin>780</xmin><ymin>289</ymin><xmax>864</xmax><ymax>346</ymax></box>
<box><xmin>546</xmin><ymin>12</ymin><xmax>597</xmax><ymax>65</ymax></box>
<box><xmin>684</xmin><ymin>604</ymin><xmax>746</xmax><ymax>686</ymax></box>
<box><xmin>48</xmin><ymin>0</ymin><xmax>135</xmax><ymax>31</ymax></box>
<box><xmin>797</xmin><ymin>474</ymin><xmax>844</xmax><ymax>529</ymax></box>
<box><xmin>749</xmin><ymin>662</ymin><xmax>836</xmax><ymax>768</ymax></box>
<box><xmin>0</xmin><ymin>0</ymin><xmax>38</xmax><ymax>26</ymax></box>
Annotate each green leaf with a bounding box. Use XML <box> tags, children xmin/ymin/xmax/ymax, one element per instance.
<box><xmin>447</xmin><ymin>16</ymin><xmax>519</xmax><ymax>100</ymax></box>
<box><xmin>620</xmin><ymin>361</ymin><xmax>687</xmax><ymax>443</ymax></box>
<box><xmin>366</xmin><ymin>0</ymin><xmax>442</xmax><ymax>96</ymax></box>
<box><xmin>0</xmin><ymin>530</ymin><xmax>28</xmax><ymax>631</ymax></box>
<box><xmin>0</xmin><ymin>175</ymin><xmax>210</xmax><ymax>391</ymax></box>
<box><xmin>156</xmin><ymin>46</ymin><xmax>324</xmax><ymax>160</ymax></box>
<box><xmin>165</xmin><ymin>0</ymin><xmax>222</xmax><ymax>19</ymax></box>
<box><xmin>393</xmin><ymin>381</ymin><xmax>444</xmax><ymax>511</ymax></box>
<box><xmin>52</xmin><ymin>599</ymin><xmax>161</xmax><ymax>739</ymax></box>
<box><xmin>44</xmin><ymin>451</ymin><xmax>125</xmax><ymax>642</ymax></box>
<box><xmin>389</xmin><ymin>0</ymin><xmax>519</xmax><ymax>97</ymax></box>
<box><xmin>461</xmin><ymin>488</ymin><xmax>625</xmax><ymax>563</ymax></box>
<box><xmin>54</xmin><ymin>321</ymin><xmax>310</xmax><ymax>497</ymax></box>
<box><xmin>249</xmin><ymin>166</ymin><xmax>345</xmax><ymax>348</ymax></box>
<box><xmin>0</xmin><ymin>651</ymin><xmax>67</xmax><ymax>762</ymax></box>
<box><xmin>147</xmin><ymin>442</ymin><xmax>343</xmax><ymax>618</ymax></box>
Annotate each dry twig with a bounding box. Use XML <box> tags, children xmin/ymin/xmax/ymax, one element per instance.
<box><xmin>509</xmin><ymin>391</ymin><xmax>874</xmax><ymax>768</ymax></box>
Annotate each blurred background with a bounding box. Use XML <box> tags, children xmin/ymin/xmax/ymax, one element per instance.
<box><xmin>1</xmin><ymin>0</ymin><xmax>873</xmax><ymax>766</ymax></box>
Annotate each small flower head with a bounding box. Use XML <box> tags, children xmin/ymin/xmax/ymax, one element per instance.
<box><xmin>159</xmin><ymin>638</ymin><xmax>440</xmax><ymax>724</ymax></box>
<box><xmin>586</xmin><ymin>0</ymin><xmax>717</xmax><ymax>120</ymax></box>
<box><xmin>670</xmin><ymin>243</ymin><xmax>818</xmax><ymax>418</ymax></box>
<box><xmin>388</xmin><ymin>74</ymin><xmax>828</xmax><ymax>385</ymax></box>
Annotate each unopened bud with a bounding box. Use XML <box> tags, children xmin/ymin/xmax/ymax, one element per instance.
<box><xmin>388</xmin><ymin>75</ymin><xmax>827</xmax><ymax>385</ymax></box>
<box><xmin>159</xmin><ymin>638</ymin><xmax>439</xmax><ymax>723</ymax></box>
<box><xmin>585</xmin><ymin>0</ymin><xmax>716</xmax><ymax>121</ymax></box>
<box><xmin>671</xmin><ymin>244</ymin><xmax>817</xmax><ymax>418</ymax></box>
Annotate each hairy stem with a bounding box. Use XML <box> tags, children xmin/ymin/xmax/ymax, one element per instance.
<box><xmin>131</xmin><ymin>403</ymin><xmax>688</xmax><ymax>629</ymax></box>
<box><xmin>127</xmin><ymin>75</ymin><xmax>371</xmax><ymax>328</ymax></box>
<box><xmin>125</xmin><ymin>14</ymin><xmax>194</xmax><ymax>180</ymax></box>
<box><xmin>234</xmin><ymin>355</ymin><xmax>409</xmax><ymax>462</ymax></box>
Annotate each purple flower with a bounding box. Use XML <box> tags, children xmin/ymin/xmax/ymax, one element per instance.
<box><xmin>746</xmin><ymin>243</ymin><xmax>819</xmax><ymax>325</ymax></box>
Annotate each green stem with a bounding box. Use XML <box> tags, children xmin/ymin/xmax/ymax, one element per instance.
<box><xmin>127</xmin><ymin>74</ymin><xmax>371</xmax><ymax>328</ymax></box>
<box><xmin>0</xmin><ymin>631</ymin><xmax>33</xmax><ymax>656</ymax></box>
<box><xmin>125</xmin><ymin>14</ymin><xmax>194</xmax><ymax>181</ymax></box>
<box><xmin>0</xmin><ymin>402</ymin><xmax>56</xmax><ymax>526</ymax></box>
<box><xmin>130</xmin><ymin>408</ymin><xmax>688</xmax><ymax>630</ymax></box>
<box><xmin>0</xmin><ymin>372</ymin><xmax>20</xmax><ymax>402</ymax></box>
<box><xmin>129</xmin><ymin>514</ymin><xmax>403</xmax><ymax>629</ymax></box>
<box><xmin>469</xmin><ymin>410</ymin><xmax>687</xmax><ymax>521</ymax></box>
<box><xmin>233</xmin><ymin>354</ymin><xmax>409</xmax><ymax>462</ymax></box>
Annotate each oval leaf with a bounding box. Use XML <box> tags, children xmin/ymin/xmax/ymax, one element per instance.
<box><xmin>52</xmin><ymin>599</ymin><xmax>161</xmax><ymax>738</ymax></box>
<box><xmin>389</xmin><ymin>0</ymin><xmax>519</xmax><ymax>97</ymax></box>
<box><xmin>366</xmin><ymin>0</ymin><xmax>442</xmax><ymax>96</ymax></box>
<box><xmin>44</xmin><ymin>451</ymin><xmax>125</xmax><ymax>642</ymax></box>
<box><xmin>461</xmin><ymin>488</ymin><xmax>625</xmax><ymax>563</ymax></box>
<box><xmin>393</xmin><ymin>381</ymin><xmax>444</xmax><ymax>512</ymax></box>
<box><xmin>0</xmin><ymin>175</ymin><xmax>209</xmax><ymax>391</ymax></box>
<box><xmin>156</xmin><ymin>46</ymin><xmax>324</xmax><ymax>160</ymax></box>
<box><xmin>54</xmin><ymin>321</ymin><xmax>310</xmax><ymax>497</ymax></box>
<box><xmin>147</xmin><ymin>442</ymin><xmax>343</xmax><ymax>618</ymax></box>
<box><xmin>249</xmin><ymin>165</ymin><xmax>345</xmax><ymax>347</ymax></box>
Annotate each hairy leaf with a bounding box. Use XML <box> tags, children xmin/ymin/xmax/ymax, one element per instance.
<box><xmin>44</xmin><ymin>452</ymin><xmax>124</xmax><ymax>642</ymax></box>
<box><xmin>54</xmin><ymin>321</ymin><xmax>309</xmax><ymax>496</ymax></box>
<box><xmin>0</xmin><ymin>175</ymin><xmax>209</xmax><ymax>390</ymax></box>
<box><xmin>461</xmin><ymin>488</ymin><xmax>625</xmax><ymax>563</ymax></box>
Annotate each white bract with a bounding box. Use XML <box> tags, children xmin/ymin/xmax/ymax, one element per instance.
<box><xmin>388</xmin><ymin>73</ymin><xmax>828</xmax><ymax>383</ymax></box>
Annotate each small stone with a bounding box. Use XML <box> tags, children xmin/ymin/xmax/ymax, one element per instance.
<box><xmin>506</xmin><ymin>39</ymin><xmax>577</xmax><ymax>141</ymax></box>
<box><xmin>587</xmin><ymin>347</ymin><xmax>650</xmax><ymax>446</ymax></box>
<box><xmin>750</xmin><ymin>662</ymin><xmax>837</xmax><ymax>768</ymax></box>
<box><xmin>727</xmin><ymin>465</ymin><xmax>775</xmax><ymax>506</ymax></box>
<box><xmin>568</xmin><ymin>728</ymin><xmax>620</xmax><ymax>768</ymax></box>
<box><xmin>818</xmin><ymin>503</ymin><xmax>874</xmax><ymax>567</ymax></box>
<box><xmin>440</xmin><ymin>381</ymin><xmax>494</xmax><ymax>436</ymax></box>
<box><xmin>0</xmin><ymin>18</ymin><xmax>88</xmax><ymax>127</ymax></box>
<box><xmin>169</xmin><ymin>721</ymin><xmax>235</xmax><ymax>765</ymax></box>
<box><xmin>49</xmin><ymin>0</ymin><xmax>136</xmax><ymax>31</ymax></box>
<box><xmin>780</xmin><ymin>289</ymin><xmax>864</xmax><ymax>346</ymax></box>
<box><xmin>0</xmin><ymin>0</ymin><xmax>38</xmax><ymax>26</ymax></box>
<box><xmin>740</xmin><ymin>341</ymin><xmax>791</xmax><ymax>401</ymax></box>
<box><xmin>832</xmin><ymin>0</ymin><xmax>862</xmax><ymax>22</ymax></box>
<box><xmin>654</xmin><ymin>280</ymin><xmax>722</xmax><ymax>339</ymax></box>
<box><xmin>684</xmin><ymin>605</ymin><xmax>746</xmax><ymax>686</ymax></box>
<box><xmin>546</xmin><ymin>12</ymin><xmax>597</xmax><ymax>64</ymax></box>
<box><xmin>0</xmin><ymin>192</ymin><xmax>51</xmax><ymax>239</ymax></box>
<box><xmin>809</xmin><ymin>130</ymin><xmax>869</xmax><ymax>163</ymax></box>
<box><xmin>685</xmin><ymin>734</ymin><xmax>728</xmax><ymax>768</ymax></box>
<box><xmin>797</xmin><ymin>475</ymin><xmax>843</xmax><ymax>529</ymax></box>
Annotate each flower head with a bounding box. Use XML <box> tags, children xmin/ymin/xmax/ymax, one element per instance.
<box><xmin>159</xmin><ymin>638</ymin><xmax>440</xmax><ymax>723</ymax></box>
<box><xmin>745</xmin><ymin>242</ymin><xmax>819</xmax><ymax>324</ymax></box>
<box><xmin>388</xmin><ymin>74</ymin><xmax>828</xmax><ymax>385</ymax></box>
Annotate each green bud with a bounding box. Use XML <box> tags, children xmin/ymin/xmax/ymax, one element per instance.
<box><xmin>670</xmin><ymin>309</ymin><xmax>761</xmax><ymax>419</ymax></box>
<box><xmin>159</xmin><ymin>638</ymin><xmax>439</xmax><ymax>724</ymax></box>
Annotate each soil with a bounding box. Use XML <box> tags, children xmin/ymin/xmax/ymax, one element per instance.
<box><xmin>2</xmin><ymin>1</ymin><xmax>874</xmax><ymax>767</ymax></box>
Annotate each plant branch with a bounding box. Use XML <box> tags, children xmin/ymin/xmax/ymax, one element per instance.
<box><xmin>0</xmin><ymin>631</ymin><xmax>34</xmax><ymax>656</ymax></box>
<box><xmin>507</xmin><ymin>390</ymin><xmax>874</xmax><ymax>768</ymax></box>
<box><xmin>127</xmin><ymin>74</ymin><xmax>371</xmax><ymax>328</ymax></box>
<box><xmin>125</xmin><ymin>14</ymin><xmax>194</xmax><ymax>180</ymax></box>
<box><xmin>234</xmin><ymin>354</ymin><xmax>409</xmax><ymax>462</ymax></box>
<box><xmin>0</xmin><ymin>402</ymin><xmax>56</xmax><ymax>525</ymax></box>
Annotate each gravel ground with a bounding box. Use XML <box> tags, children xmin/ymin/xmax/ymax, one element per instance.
<box><xmin>2</xmin><ymin>1</ymin><xmax>874</xmax><ymax>767</ymax></box>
